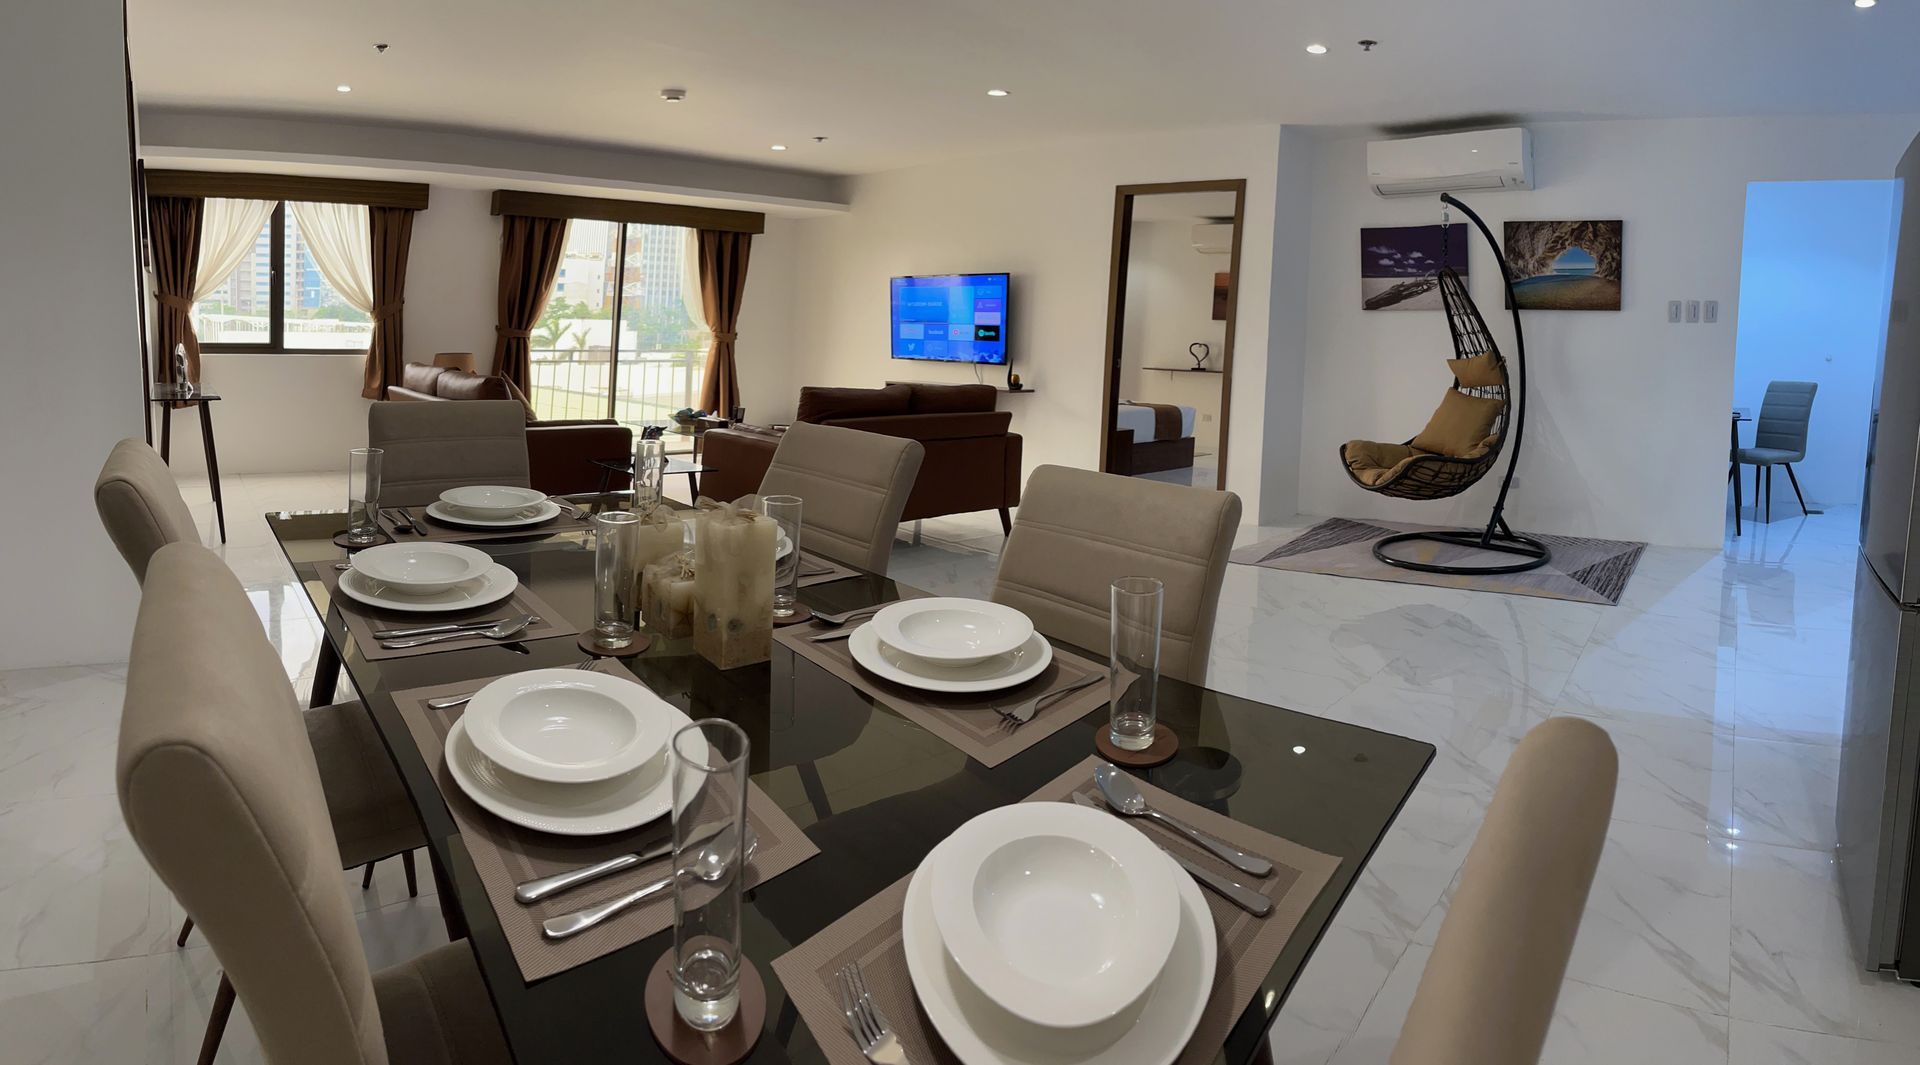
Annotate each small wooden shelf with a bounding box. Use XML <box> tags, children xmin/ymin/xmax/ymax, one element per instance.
<box><xmin>886</xmin><ymin>380</ymin><xmax>1035</xmax><ymax>394</ymax></box>
<box><xmin>1143</xmin><ymin>366</ymin><xmax>1224</xmax><ymax>374</ymax></box>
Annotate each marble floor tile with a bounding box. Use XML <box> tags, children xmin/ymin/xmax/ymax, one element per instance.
<box><xmin>0</xmin><ymin>956</ymin><xmax>160</xmax><ymax>1065</ymax></box>
<box><xmin>1726</xmin><ymin>738</ymin><xmax>1840</xmax><ymax>850</ymax></box>
<box><xmin>1725</xmin><ymin>670</ymin><xmax>1846</xmax><ymax>746</ymax></box>
<box><xmin>1559</xmin><ymin>610</ymin><xmax>1732</xmax><ymax>734</ymax></box>
<box><xmin>1563</xmin><ymin>819</ymin><xmax>1734</xmax><ymax>1015</ymax></box>
<box><xmin>0</xmin><ymin>665</ymin><xmax>127</xmax><ymax>803</ymax></box>
<box><xmin>0</xmin><ymin>795</ymin><xmax>168</xmax><ymax>969</ymax></box>
<box><xmin>1263</xmin><ymin>922</ymin><xmax>1408</xmax><ymax>1065</ymax></box>
<box><xmin>1729</xmin><ymin>841</ymin><xmax>1861</xmax><ymax>1038</ymax></box>
<box><xmin>1726</xmin><ymin>623</ymin><xmax>1853</xmax><ymax>679</ymax></box>
<box><xmin>1728</xmin><ymin>1021</ymin><xmax>1918</xmax><ymax>1065</ymax></box>
<box><xmin>1558</xmin><ymin>709</ymin><xmax>1734</xmax><ymax>837</ymax></box>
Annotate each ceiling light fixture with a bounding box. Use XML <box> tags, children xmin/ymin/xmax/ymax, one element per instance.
<box><xmin>1856</xmin><ymin>0</ymin><xmax>1876</xmax><ymax>7</ymax></box>
<box><xmin>660</xmin><ymin>87</ymin><xmax>687</xmax><ymax>103</ymax></box>
<box><xmin>770</xmin><ymin>144</ymin><xmax>787</xmax><ymax>151</ymax></box>
<box><xmin>986</xmin><ymin>88</ymin><xmax>1010</xmax><ymax>97</ymax></box>
<box><xmin>336</xmin><ymin>84</ymin><xmax>352</xmax><ymax>93</ymax></box>
<box><xmin>1304</xmin><ymin>43</ymin><xmax>1328</xmax><ymax>54</ymax></box>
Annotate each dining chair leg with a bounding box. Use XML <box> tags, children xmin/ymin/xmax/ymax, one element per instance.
<box><xmin>1754</xmin><ymin>465</ymin><xmax>1763</xmax><ymax>522</ymax></box>
<box><xmin>797</xmin><ymin>762</ymin><xmax>834</xmax><ymax>821</ymax></box>
<box><xmin>176</xmin><ymin>915</ymin><xmax>194</xmax><ymax>948</ymax></box>
<box><xmin>195</xmin><ymin>973</ymin><xmax>235</xmax><ymax>1065</ymax></box>
<box><xmin>309</xmin><ymin>639</ymin><xmax>340</xmax><ymax>709</ymax></box>
<box><xmin>1733</xmin><ymin>461</ymin><xmax>1743</xmax><ymax>536</ymax></box>
<box><xmin>1785</xmin><ymin>463</ymin><xmax>1810</xmax><ymax>515</ymax></box>
<box><xmin>402</xmin><ymin>850</ymin><xmax>418</xmax><ymax>897</ymax></box>
<box><xmin>999</xmin><ymin>506</ymin><xmax>1013</xmax><ymax>536</ymax></box>
<box><xmin>427</xmin><ymin>849</ymin><xmax>469</xmax><ymax>943</ymax></box>
<box><xmin>361</xmin><ymin>862</ymin><xmax>376</xmax><ymax>890</ymax></box>
<box><xmin>1766</xmin><ymin>465</ymin><xmax>1774</xmax><ymax>522</ymax></box>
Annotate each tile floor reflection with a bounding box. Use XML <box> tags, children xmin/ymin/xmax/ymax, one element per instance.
<box><xmin>2</xmin><ymin>474</ymin><xmax>1912</xmax><ymax>1062</ymax></box>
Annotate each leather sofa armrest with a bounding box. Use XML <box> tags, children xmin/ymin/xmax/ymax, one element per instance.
<box><xmin>698</xmin><ymin>428</ymin><xmax>780</xmax><ymax>503</ymax></box>
<box><xmin>826</xmin><ymin>410</ymin><xmax>1012</xmax><ymax>442</ymax></box>
<box><xmin>533</xmin><ymin>417</ymin><xmax>618</xmax><ymax>428</ymax></box>
<box><xmin>385</xmin><ymin>387</ymin><xmax>440</xmax><ymax>402</ymax></box>
<box><xmin>526</xmin><ymin>423</ymin><xmax>632</xmax><ymax>495</ymax></box>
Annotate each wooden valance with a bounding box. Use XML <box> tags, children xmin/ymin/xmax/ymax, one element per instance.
<box><xmin>142</xmin><ymin>169</ymin><xmax>430</xmax><ymax>210</ymax></box>
<box><xmin>489</xmin><ymin>190</ymin><xmax>765</xmax><ymax>234</ymax></box>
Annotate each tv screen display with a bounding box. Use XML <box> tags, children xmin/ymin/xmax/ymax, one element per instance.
<box><xmin>890</xmin><ymin>273</ymin><xmax>1009</xmax><ymax>364</ymax></box>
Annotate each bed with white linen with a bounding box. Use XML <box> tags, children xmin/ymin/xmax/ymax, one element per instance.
<box><xmin>1109</xmin><ymin>401</ymin><xmax>1198</xmax><ymax>475</ymax></box>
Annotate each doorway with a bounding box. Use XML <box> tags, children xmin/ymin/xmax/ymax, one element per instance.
<box><xmin>1100</xmin><ymin>180</ymin><xmax>1244</xmax><ymax>490</ymax></box>
<box><xmin>1731</xmin><ymin>179</ymin><xmax>1898</xmax><ymax>529</ymax></box>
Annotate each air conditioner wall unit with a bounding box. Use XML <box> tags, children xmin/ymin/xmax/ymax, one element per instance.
<box><xmin>1366</xmin><ymin>128</ymin><xmax>1534</xmax><ymax>198</ymax></box>
<box><xmin>1190</xmin><ymin>223</ymin><xmax>1233</xmax><ymax>254</ymax></box>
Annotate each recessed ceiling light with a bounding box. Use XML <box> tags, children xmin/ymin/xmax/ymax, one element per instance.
<box><xmin>335</xmin><ymin>84</ymin><xmax>352</xmax><ymax>93</ymax></box>
<box><xmin>770</xmin><ymin>144</ymin><xmax>788</xmax><ymax>151</ymax></box>
<box><xmin>986</xmin><ymin>88</ymin><xmax>1010</xmax><ymax>97</ymax></box>
<box><xmin>1856</xmin><ymin>0</ymin><xmax>1876</xmax><ymax>7</ymax></box>
<box><xmin>1305</xmin><ymin>43</ymin><xmax>1328</xmax><ymax>54</ymax></box>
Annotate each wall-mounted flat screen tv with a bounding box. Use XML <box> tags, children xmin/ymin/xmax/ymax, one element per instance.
<box><xmin>890</xmin><ymin>272</ymin><xmax>1010</xmax><ymax>364</ymax></box>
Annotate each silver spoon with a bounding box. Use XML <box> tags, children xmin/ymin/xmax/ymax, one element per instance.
<box><xmin>542</xmin><ymin>828</ymin><xmax>759</xmax><ymax>940</ymax></box>
<box><xmin>1094</xmin><ymin>763</ymin><xmax>1274</xmax><ymax>877</ymax></box>
<box><xmin>381</xmin><ymin>615</ymin><xmax>535</xmax><ymax>649</ymax></box>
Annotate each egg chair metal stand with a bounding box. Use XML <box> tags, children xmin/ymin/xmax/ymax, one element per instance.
<box><xmin>1351</xmin><ymin>193</ymin><xmax>1550</xmax><ymax>576</ymax></box>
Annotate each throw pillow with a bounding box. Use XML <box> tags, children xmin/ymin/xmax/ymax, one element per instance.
<box><xmin>1410</xmin><ymin>389</ymin><xmax>1505</xmax><ymax>458</ymax></box>
<box><xmin>1446</xmin><ymin>353</ymin><xmax>1505</xmax><ymax>388</ymax></box>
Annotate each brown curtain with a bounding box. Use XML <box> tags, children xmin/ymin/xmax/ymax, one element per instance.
<box><xmin>492</xmin><ymin>215</ymin><xmax>569</xmax><ymax>393</ymax></box>
<box><xmin>361</xmin><ymin>206</ymin><xmax>417</xmax><ymax>399</ymax></box>
<box><xmin>146</xmin><ymin>195</ymin><xmax>203</xmax><ymax>395</ymax></box>
<box><xmin>696</xmin><ymin>230</ymin><xmax>753</xmax><ymax>416</ymax></box>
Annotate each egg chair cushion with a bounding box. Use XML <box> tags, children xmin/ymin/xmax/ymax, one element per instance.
<box><xmin>1447</xmin><ymin>354</ymin><xmax>1505</xmax><ymax>388</ymax></box>
<box><xmin>1411</xmin><ymin>389</ymin><xmax>1506</xmax><ymax>458</ymax></box>
<box><xmin>1342</xmin><ymin>440</ymin><xmax>1432</xmax><ymax>486</ymax></box>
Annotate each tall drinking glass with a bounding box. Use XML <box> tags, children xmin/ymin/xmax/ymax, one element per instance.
<box><xmin>1109</xmin><ymin>576</ymin><xmax>1163</xmax><ymax>751</ymax></box>
<box><xmin>345</xmin><ymin>447</ymin><xmax>384</xmax><ymax>545</ymax></box>
<box><xmin>670</xmin><ymin>719</ymin><xmax>751</xmax><ymax>1031</ymax></box>
<box><xmin>760</xmin><ymin>494</ymin><xmax>803</xmax><ymax>619</ymax></box>
<box><xmin>593</xmin><ymin>510</ymin><xmax>641</xmax><ymax>648</ymax></box>
<box><xmin>633</xmin><ymin>437</ymin><xmax>666</xmax><ymax>513</ymax></box>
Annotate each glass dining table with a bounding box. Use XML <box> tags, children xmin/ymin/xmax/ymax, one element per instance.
<box><xmin>270</xmin><ymin>504</ymin><xmax>1433</xmax><ymax>1065</ymax></box>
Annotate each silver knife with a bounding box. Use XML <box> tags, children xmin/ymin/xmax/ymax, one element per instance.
<box><xmin>1072</xmin><ymin>794</ymin><xmax>1272</xmax><ymax>916</ymax></box>
<box><xmin>372</xmin><ymin>617</ymin><xmax>510</xmax><ymax>639</ymax></box>
<box><xmin>515</xmin><ymin>838</ymin><xmax>673</xmax><ymax>904</ymax></box>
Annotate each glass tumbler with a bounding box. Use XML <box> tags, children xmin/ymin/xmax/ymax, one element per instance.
<box><xmin>593</xmin><ymin>510</ymin><xmax>641</xmax><ymax>648</ymax></box>
<box><xmin>633</xmin><ymin>437</ymin><xmax>666</xmax><ymax>513</ymax></box>
<box><xmin>1108</xmin><ymin>576</ymin><xmax>1164</xmax><ymax>751</ymax></box>
<box><xmin>345</xmin><ymin>447</ymin><xmax>384</xmax><ymax>545</ymax></box>
<box><xmin>670</xmin><ymin>719</ymin><xmax>752</xmax><ymax>1031</ymax></box>
<box><xmin>760</xmin><ymin>494</ymin><xmax>803</xmax><ymax>619</ymax></box>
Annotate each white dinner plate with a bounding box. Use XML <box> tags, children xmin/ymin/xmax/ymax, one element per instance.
<box><xmin>848</xmin><ymin>623</ymin><xmax>1052</xmax><ymax>693</ymax></box>
<box><xmin>424</xmin><ymin>499</ymin><xmax>565</xmax><ymax>529</ymax></box>
<box><xmin>442</xmin><ymin>708</ymin><xmax>705</xmax><ymax>836</ymax></box>
<box><xmin>903</xmin><ymin>824</ymin><xmax>1216</xmax><ymax>1065</ymax></box>
<box><xmin>438</xmin><ymin>484</ymin><xmax>549</xmax><ymax>516</ymax></box>
<box><xmin>462</xmin><ymin>668</ymin><xmax>673</xmax><ymax>785</ymax></box>
<box><xmin>336</xmin><ymin>563</ymin><xmax>518</xmax><ymax>614</ymax></box>
<box><xmin>871</xmin><ymin>598</ymin><xmax>1034</xmax><ymax>666</ymax></box>
<box><xmin>348</xmin><ymin>541</ymin><xmax>493</xmax><ymax>593</ymax></box>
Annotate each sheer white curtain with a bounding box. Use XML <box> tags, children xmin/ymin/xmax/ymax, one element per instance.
<box><xmin>679</xmin><ymin>226</ymin><xmax>706</xmax><ymax>332</ymax></box>
<box><xmin>288</xmin><ymin>200</ymin><xmax>374</xmax><ymax>314</ymax></box>
<box><xmin>191</xmin><ymin>198</ymin><xmax>276</xmax><ymax>300</ymax></box>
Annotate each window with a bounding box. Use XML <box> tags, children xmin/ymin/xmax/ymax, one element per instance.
<box><xmin>192</xmin><ymin>203</ymin><xmax>373</xmax><ymax>353</ymax></box>
<box><xmin>526</xmin><ymin>220</ymin><xmax>709</xmax><ymax>433</ymax></box>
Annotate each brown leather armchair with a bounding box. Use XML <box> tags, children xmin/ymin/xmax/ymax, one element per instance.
<box><xmin>386</xmin><ymin>363</ymin><xmax>632</xmax><ymax>495</ymax></box>
<box><xmin>699</xmin><ymin>383</ymin><xmax>1022</xmax><ymax>532</ymax></box>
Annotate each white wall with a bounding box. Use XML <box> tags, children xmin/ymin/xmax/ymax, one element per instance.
<box><xmin>787</xmin><ymin>125</ymin><xmax>1285</xmax><ymax>518</ymax></box>
<box><xmin>1733</xmin><ymin>179</ymin><xmax>1898</xmax><ymax>509</ymax></box>
<box><xmin>1293</xmin><ymin>116</ymin><xmax>1920</xmax><ymax>548</ymax></box>
<box><xmin>1120</xmin><ymin>220</ymin><xmax>1227</xmax><ymax>453</ymax></box>
<box><xmin>0</xmin><ymin>0</ymin><xmax>145</xmax><ymax>668</ymax></box>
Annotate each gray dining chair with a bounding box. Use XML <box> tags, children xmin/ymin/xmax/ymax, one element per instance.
<box><xmin>368</xmin><ymin>399</ymin><xmax>531</xmax><ymax>508</ymax></box>
<box><xmin>1390</xmin><ymin>717</ymin><xmax>1616</xmax><ymax>1065</ymax></box>
<box><xmin>94</xmin><ymin>437</ymin><xmax>203</xmax><ymax>581</ymax></box>
<box><xmin>1736</xmin><ymin>380</ymin><xmax>1817</xmax><ymax>521</ymax></box>
<box><xmin>758</xmin><ymin>421</ymin><xmax>925</xmax><ymax>572</ymax></box>
<box><xmin>991</xmin><ymin>465</ymin><xmax>1240</xmax><ymax>685</ymax></box>
<box><xmin>120</xmin><ymin>543</ymin><xmax>510</xmax><ymax>1065</ymax></box>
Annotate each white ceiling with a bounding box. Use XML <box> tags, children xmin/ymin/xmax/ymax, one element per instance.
<box><xmin>128</xmin><ymin>0</ymin><xmax>1920</xmax><ymax>176</ymax></box>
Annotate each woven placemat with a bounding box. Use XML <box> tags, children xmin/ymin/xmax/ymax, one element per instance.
<box><xmin>392</xmin><ymin>663</ymin><xmax>819</xmax><ymax>982</ymax></box>
<box><xmin>304</xmin><ymin>563</ymin><xmax>579</xmax><ymax>660</ymax></box>
<box><xmin>772</xmin><ymin>755</ymin><xmax>1340</xmax><ymax>1065</ymax></box>
<box><xmin>380</xmin><ymin>503</ymin><xmax>593</xmax><ymax>543</ymax></box>
<box><xmin>775</xmin><ymin>625</ymin><xmax>1126</xmax><ymax>768</ymax></box>
<box><xmin>797</xmin><ymin>552</ymin><xmax>861</xmax><ymax>589</ymax></box>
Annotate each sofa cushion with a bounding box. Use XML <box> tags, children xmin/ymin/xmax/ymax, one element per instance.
<box><xmin>796</xmin><ymin>384</ymin><xmax>911</xmax><ymax>424</ymax></box>
<box><xmin>436</xmin><ymin>370</ymin><xmax>514</xmax><ymax>402</ymax></box>
<box><xmin>401</xmin><ymin>363</ymin><xmax>448</xmax><ymax>396</ymax></box>
<box><xmin>906</xmin><ymin>383</ymin><xmax>997</xmax><ymax>414</ymax></box>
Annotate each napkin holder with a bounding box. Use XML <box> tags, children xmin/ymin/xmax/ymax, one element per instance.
<box><xmin>642</xmin><ymin>551</ymin><xmax>698</xmax><ymax>640</ymax></box>
<box><xmin>693</xmin><ymin>502</ymin><xmax>775</xmax><ymax>669</ymax></box>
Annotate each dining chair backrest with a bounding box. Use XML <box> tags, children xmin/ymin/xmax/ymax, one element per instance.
<box><xmin>991</xmin><ymin>465</ymin><xmax>1241</xmax><ymax>685</ymax></box>
<box><xmin>758</xmin><ymin>421</ymin><xmax>926</xmax><ymax>572</ymax></box>
<box><xmin>1753</xmin><ymin>380</ymin><xmax>1818</xmax><ymax>459</ymax></box>
<box><xmin>118</xmin><ymin>542</ymin><xmax>390</xmax><ymax>1065</ymax></box>
<box><xmin>368</xmin><ymin>400</ymin><xmax>531</xmax><ymax>507</ymax></box>
<box><xmin>1391</xmin><ymin>716</ymin><xmax>1617</xmax><ymax>1065</ymax></box>
<box><xmin>94</xmin><ymin>437</ymin><xmax>200</xmax><ymax>584</ymax></box>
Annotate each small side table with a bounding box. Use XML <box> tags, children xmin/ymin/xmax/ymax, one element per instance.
<box><xmin>1729</xmin><ymin>408</ymin><xmax>1751</xmax><ymax>537</ymax></box>
<box><xmin>149</xmin><ymin>389</ymin><xmax>226</xmax><ymax>543</ymax></box>
<box><xmin>593</xmin><ymin>456</ymin><xmax>707</xmax><ymax>501</ymax></box>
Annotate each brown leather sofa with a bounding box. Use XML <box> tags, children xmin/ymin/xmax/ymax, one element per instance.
<box><xmin>386</xmin><ymin>363</ymin><xmax>632</xmax><ymax>495</ymax></box>
<box><xmin>700</xmin><ymin>383</ymin><xmax>1022</xmax><ymax>532</ymax></box>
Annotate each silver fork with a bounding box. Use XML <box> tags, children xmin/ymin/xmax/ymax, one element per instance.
<box><xmin>429</xmin><ymin>657</ymin><xmax>601</xmax><ymax>710</ymax></box>
<box><xmin>836</xmin><ymin>962</ymin><xmax>907</xmax><ymax>1065</ymax></box>
<box><xmin>996</xmin><ymin>673</ymin><xmax>1104</xmax><ymax>730</ymax></box>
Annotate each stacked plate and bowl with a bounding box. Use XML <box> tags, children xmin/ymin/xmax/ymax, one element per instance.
<box><xmin>429</xmin><ymin>484</ymin><xmax>566</xmax><ymax>529</ymax></box>
<box><xmin>338</xmin><ymin>541</ymin><xmax>519</xmax><ymax>613</ymax></box>
<box><xmin>903</xmin><ymin>801</ymin><xmax>1218</xmax><ymax>1063</ymax></box>
<box><xmin>851</xmin><ymin>598</ymin><xmax>1052</xmax><ymax>693</ymax></box>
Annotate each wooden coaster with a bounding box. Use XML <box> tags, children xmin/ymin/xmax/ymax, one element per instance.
<box><xmin>1095</xmin><ymin>723</ymin><xmax>1179</xmax><ymax>767</ymax></box>
<box><xmin>771</xmin><ymin>603</ymin><xmax>814</xmax><ymax>627</ymax></box>
<box><xmin>578</xmin><ymin>631</ymin><xmax>652</xmax><ymax>658</ymax></box>
<box><xmin>644</xmin><ymin>952</ymin><xmax>765</xmax><ymax>1065</ymax></box>
<box><xmin>332</xmin><ymin>530</ymin><xmax>393</xmax><ymax>549</ymax></box>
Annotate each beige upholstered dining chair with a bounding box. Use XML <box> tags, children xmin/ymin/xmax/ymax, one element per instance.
<box><xmin>759</xmin><ymin>421</ymin><xmax>926</xmax><ymax>572</ymax></box>
<box><xmin>119</xmin><ymin>543</ymin><xmax>511</xmax><ymax>1065</ymax></box>
<box><xmin>1390</xmin><ymin>717</ymin><xmax>1617</xmax><ymax>1065</ymax></box>
<box><xmin>368</xmin><ymin>399</ymin><xmax>531</xmax><ymax>507</ymax></box>
<box><xmin>94</xmin><ymin>438</ymin><xmax>202</xmax><ymax>582</ymax></box>
<box><xmin>991</xmin><ymin>465</ymin><xmax>1240</xmax><ymax>684</ymax></box>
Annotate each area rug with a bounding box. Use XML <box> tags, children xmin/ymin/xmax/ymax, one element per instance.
<box><xmin>1231</xmin><ymin>517</ymin><xmax>1646</xmax><ymax>605</ymax></box>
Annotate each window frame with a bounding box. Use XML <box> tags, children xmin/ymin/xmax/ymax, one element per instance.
<box><xmin>196</xmin><ymin>202</ymin><xmax>370</xmax><ymax>356</ymax></box>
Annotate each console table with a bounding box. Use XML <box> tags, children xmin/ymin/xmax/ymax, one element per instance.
<box><xmin>149</xmin><ymin>389</ymin><xmax>226</xmax><ymax>543</ymax></box>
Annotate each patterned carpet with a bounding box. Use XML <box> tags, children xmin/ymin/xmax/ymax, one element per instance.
<box><xmin>1231</xmin><ymin>517</ymin><xmax>1647</xmax><ymax>605</ymax></box>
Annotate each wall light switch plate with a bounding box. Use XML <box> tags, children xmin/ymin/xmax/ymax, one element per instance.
<box><xmin>1668</xmin><ymin>300</ymin><xmax>1683</xmax><ymax>323</ymax></box>
<box><xmin>1687</xmin><ymin>300</ymin><xmax>1701</xmax><ymax>323</ymax></box>
<box><xmin>1704</xmin><ymin>300</ymin><xmax>1718</xmax><ymax>324</ymax></box>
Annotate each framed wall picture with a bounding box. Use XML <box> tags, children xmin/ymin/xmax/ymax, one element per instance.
<box><xmin>1503</xmin><ymin>219</ymin><xmax>1623</xmax><ymax>310</ymax></box>
<box><xmin>1212</xmin><ymin>272</ymin><xmax>1229</xmax><ymax>320</ymax></box>
<box><xmin>1361</xmin><ymin>224</ymin><xmax>1469</xmax><ymax>310</ymax></box>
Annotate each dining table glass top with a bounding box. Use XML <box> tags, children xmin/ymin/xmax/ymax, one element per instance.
<box><xmin>267</xmin><ymin>503</ymin><xmax>1433</xmax><ymax>1065</ymax></box>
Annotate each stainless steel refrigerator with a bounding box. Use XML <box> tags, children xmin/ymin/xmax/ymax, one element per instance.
<box><xmin>1840</xmin><ymin>130</ymin><xmax>1920</xmax><ymax>978</ymax></box>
